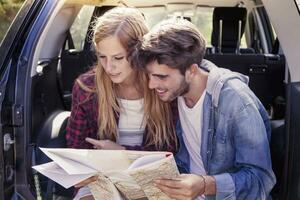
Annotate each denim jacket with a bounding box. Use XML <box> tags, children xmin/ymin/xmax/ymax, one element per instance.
<box><xmin>175</xmin><ymin>60</ymin><xmax>276</xmax><ymax>200</ymax></box>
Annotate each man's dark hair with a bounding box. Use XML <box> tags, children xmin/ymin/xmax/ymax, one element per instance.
<box><xmin>133</xmin><ymin>18</ymin><xmax>206</xmax><ymax>75</ymax></box>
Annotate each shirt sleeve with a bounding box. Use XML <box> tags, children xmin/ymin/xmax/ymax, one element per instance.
<box><xmin>65</xmin><ymin>81</ymin><xmax>97</xmax><ymax>149</ymax></box>
<box><xmin>213</xmin><ymin>103</ymin><xmax>276</xmax><ymax>200</ymax></box>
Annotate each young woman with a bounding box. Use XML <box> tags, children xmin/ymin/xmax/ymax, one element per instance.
<box><xmin>65</xmin><ymin>7</ymin><xmax>178</xmax><ymax>199</ymax></box>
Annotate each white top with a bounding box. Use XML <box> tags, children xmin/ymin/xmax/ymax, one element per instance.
<box><xmin>117</xmin><ymin>98</ymin><xmax>145</xmax><ymax>146</ymax></box>
<box><xmin>178</xmin><ymin>91</ymin><xmax>207</xmax><ymax>176</ymax></box>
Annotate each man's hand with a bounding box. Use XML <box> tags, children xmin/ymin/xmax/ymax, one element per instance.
<box><xmin>154</xmin><ymin>174</ymin><xmax>208</xmax><ymax>200</ymax></box>
<box><xmin>74</xmin><ymin>176</ymin><xmax>98</xmax><ymax>188</ymax></box>
<box><xmin>85</xmin><ymin>138</ymin><xmax>125</xmax><ymax>150</ymax></box>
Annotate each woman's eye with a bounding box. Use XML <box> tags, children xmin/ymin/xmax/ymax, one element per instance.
<box><xmin>115</xmin><ymin>56</ymin><xmax>124</xmax><ymax>60</ymax></box>
<box><xmin>98</xmin><ymin>55</ymin><xmax>106</xmax><ymax>59</ymax></box>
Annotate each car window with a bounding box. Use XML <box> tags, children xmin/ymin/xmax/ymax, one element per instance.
<box><xmin>139</xmin><ymin>6</ymin><xmax>246</xmax><ymax>47</ymax></box>
<box><xmin>139</xmin><ymin>6</ymin><xmax>167</xmax><ymax>29</ymax></box>
<box><xmin>69</xmin><ymin>5</ymin><xmax>94</xmax><ymax>51</ymax></box>
<box><xmin>0</xmin><ymin>0</ymin><xmax>24</xmax><ymax>44</ymax></box>
<box><xmin>295</xmin><ymin>0</ymin><xmax>300</xmax><ymax>13</ymax></box>
<box><xmin>271</xmin><ymin>24</ymin><xmax>277</xmax><ymax>40</ymax></box>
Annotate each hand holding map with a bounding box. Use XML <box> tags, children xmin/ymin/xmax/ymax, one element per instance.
<box><xmin>33</xmin><ymin>148</ymin><xmax>179</xmax><ymax>200</ymax></box>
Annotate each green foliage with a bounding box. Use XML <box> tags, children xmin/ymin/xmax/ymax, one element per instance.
<box><xmin>0</xmin><ymin>0</ymin><xmax>7</xmax><ymax>4</ymax></box>
<box><xmin>11</xmin><ymin>0</ymin><xmax>22</xmax><ymax>2</ymax></box>
<box><xmin>0</xmin><ymin>0</ymin><xmax>24</xmax><ymax>42</ymax></box>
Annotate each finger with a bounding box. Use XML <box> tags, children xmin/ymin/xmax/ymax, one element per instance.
<box><xmin>85</xmin><ymin>138</ymin><xmax>102</xmax><ymax>147</ymax></box>
<box><xmin>168</xmin><ymin>193</ymin><xmax>190</xmax><ymax>200</ymax></box>
<box><xmin>155</xmin><ymin>183</ymin><xmax>186</xmax><ymax>197</ymax></box>
<box><xmin>159</xmin><ymin>176</ymin><xmax>182</xmax><ymax>181</ymax></box>
<box><xmin>74</xmin><ymin>176</ymin><xmax>98</xmax><ymax>188</ymax></box>
<box><xmin>155</xmin><ymin>179</ymin><xmax>183</xmax><ymax>189</ymax></box>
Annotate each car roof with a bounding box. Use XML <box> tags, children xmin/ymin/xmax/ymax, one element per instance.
<box><xmin>65</xmin><ymin>0</ymin><xmax>261</xmax><ymax>7</ymax></box>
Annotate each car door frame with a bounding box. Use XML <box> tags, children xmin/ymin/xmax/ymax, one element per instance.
<box><xmin>262</xmin><ymin>0</ymin><xmax>300</xmax><ymax>199</ymax></box>
<box><xmin>0</xmin><ymin>0</ymin><xmax>49</xmax><ymax>199</ymax></box>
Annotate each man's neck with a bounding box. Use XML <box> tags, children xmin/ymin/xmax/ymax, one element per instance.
<box><xmin>183</xmin><ymin>68</ymin><xmax>208</xmax><ymax>108</ymax></box>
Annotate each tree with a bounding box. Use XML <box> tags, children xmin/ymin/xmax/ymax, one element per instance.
<box><xmin>12</xmin><ymin>0</ymin><xmax>24</xmax><ymax>3</ymax></box>
<box><xmin>0</xmin><ymin>0</ymin><xmax>25</xmax><ymax>41</ymax></box>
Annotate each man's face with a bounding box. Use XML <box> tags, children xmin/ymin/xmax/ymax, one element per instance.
<box><xmin>146</xmin><ymin>60</ymin><xmax>189</xmax><ymax>102</ymax></box>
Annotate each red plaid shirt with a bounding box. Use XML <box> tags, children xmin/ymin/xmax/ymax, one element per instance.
<box><xmin>66</xmin><ymin>71</ymin><xmax>178</xmax><ymax>153</ymax></box>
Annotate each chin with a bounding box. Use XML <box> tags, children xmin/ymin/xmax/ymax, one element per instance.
<box><xmin>159</xmin><ymin>95</ymin><xmax>173</xmax><ymax>102</ymax></box>
<box><xmin>165</xmin><ymin>97</ymin><xmax>175</xmax><ymax>102</ymax></box>
<box><xmin>165</xmin><ymin>94</ymin><xmax>177</xmax><ymax>102</ymax></box>
<box><xmin>111</xmin><ymin>78</ymin><xmax>123</xmax><ymax>84</ymax></box>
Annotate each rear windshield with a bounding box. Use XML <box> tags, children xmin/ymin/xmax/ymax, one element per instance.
<box><xmin>138</xmin><ymin>5</ymin><xmax>246</xmax><ymax>47</ymax></box>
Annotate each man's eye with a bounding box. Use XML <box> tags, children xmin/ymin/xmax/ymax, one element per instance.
<box><xmin>98</xmin><ymin>55</ymin><xmax>105</xmax><ymax>59</ymax></box>
<box><xmin>157</xmin><ymin>75</ymin><xmax>167</xmax><ymax>80</ymax></box>
<box><xmin>115</xmin><ymin>56</ymin><xmax>124</xmax><ymax>60</ymax></box>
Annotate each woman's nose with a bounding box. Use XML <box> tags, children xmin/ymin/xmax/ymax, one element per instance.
<box><xmin>104</xmin><ymin>59</ymin><xmax>114</xmax><ymax>72</ymax></box>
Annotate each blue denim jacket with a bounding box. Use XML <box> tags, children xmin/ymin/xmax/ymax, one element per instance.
<box><xmin>175</xmin><ymin>60</ymin><xmax>276</xmax><ymax>200</ymax></box>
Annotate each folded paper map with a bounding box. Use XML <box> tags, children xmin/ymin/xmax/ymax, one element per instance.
<box><xmin>33</xmin><ymin>148</ymin><xmax>179</xmax><ymax>200</ymax></box>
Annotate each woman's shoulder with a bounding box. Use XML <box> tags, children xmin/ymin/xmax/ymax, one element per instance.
<box><xmin>76</xmin><ymin>69</ymin><xmax>96</xmax><ymax>87</ymax></box>
<box><xmin>72</xmin><ymin>69</ymin><xmax>97</xmax><ymax>101</ymax></box>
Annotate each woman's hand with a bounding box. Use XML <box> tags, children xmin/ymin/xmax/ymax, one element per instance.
<box><xmin>85</xmin><ymin>138</ymin><xmax>125</xmax><ymax>150</ymax></box>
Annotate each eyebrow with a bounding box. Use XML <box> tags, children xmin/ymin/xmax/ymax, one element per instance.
<box><xmin>151</xmin><ymin>74</ymin><xmax>169</xmax><ymax>78</ymax></box>
<box><xmin>113</xmin><ymin>53</ymin><xmax>125</xmax><ymax>57</ymax></box>
<box><xmin>97</xmin><ymin>52</ymin><xmax>125</xmax><ymax>57</ymax></box>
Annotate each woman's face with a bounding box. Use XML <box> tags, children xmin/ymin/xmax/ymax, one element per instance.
<box><xmin>96</xmin><ymin>36</ymin><xmax>135</xmax><ymax>85</ymax></box>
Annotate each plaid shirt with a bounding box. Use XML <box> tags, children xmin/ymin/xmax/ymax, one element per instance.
<box><xmin>66</xmin><ymin>71</ymin><xmax>178</xmax><ymax>153</ymax></box>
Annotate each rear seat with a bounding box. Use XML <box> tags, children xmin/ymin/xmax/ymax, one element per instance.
<box><xmin>209</xmin><ymin>6</ymin><xmax>255</xmax><ymax>54</ymax></box>
<box><xmin>205</xmin><ymin>7</ymin><xmax>286</xmax><ymax>197</ymax></box>
<box><xmin>270</xmin><ymin>119</ymin><xmax>285</xmax><ymax>197</ymax></box>
<box><xmin>205</xmin><ymin>53</ymin><xmax>285</xmax><ymax>118</ymax></box>
<box><xmin>35</xmin><ymin>110</ymin><xmax>74</xmax><ymax>198</ymax></box>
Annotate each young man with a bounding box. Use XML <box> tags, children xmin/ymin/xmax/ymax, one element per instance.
<box><xmin>133</xmin><ymin>18</ymin><xmax>276</xmax><ymax>199</ymax></box>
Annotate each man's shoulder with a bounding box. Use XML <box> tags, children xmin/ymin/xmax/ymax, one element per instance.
<box><xmin>217</xmin><ymin>79</ymin><xmax>259</xmax><ymax>115</ymax></box>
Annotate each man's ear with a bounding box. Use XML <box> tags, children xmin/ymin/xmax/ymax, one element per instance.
<box><xmin>185</xmin><ymin>63</ymin><xmax>199</xmax><ymax>81</ymax></box>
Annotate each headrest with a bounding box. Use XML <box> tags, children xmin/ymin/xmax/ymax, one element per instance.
<box><xmin>211</xmin><ymin>7</ymin><xmax>247</xmax><ymax>53</ymax></box>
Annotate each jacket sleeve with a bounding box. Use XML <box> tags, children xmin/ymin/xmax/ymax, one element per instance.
<box><xmin>212</xmin><ymin>103</ymin><xmax>276</xmax><ymax>200</ymax></box>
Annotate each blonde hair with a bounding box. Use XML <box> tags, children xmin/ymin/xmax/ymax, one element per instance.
<box><xmin>77</xmin><ymin>7</ymin><xmax>177</xmax><ymax>151</ymax></box>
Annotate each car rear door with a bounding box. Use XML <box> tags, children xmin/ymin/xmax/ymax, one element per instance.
<box><xmin>0</xmin><ymin>0</ymin><xmax>47</xmax><ymax>199</ymax></box>
<box><xmin>262</xmin><ymin>0</ymin><xmax>300</xmax><ymax>199</ymax></box>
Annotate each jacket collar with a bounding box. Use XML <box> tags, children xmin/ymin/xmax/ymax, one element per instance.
<box><xmin>201</xmin><ymin>59</ymin><xmax>249</xmax><ymax>107</ymax></box>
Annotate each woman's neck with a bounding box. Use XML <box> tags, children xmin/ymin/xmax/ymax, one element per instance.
<box><xmin>116</xmin><ymin>82</ymin><xmax>142</xmax><ymax>100</ymax></box>
<box><xmin>116</xmin><ymin>71</ymin><xmax>143</xmax><ymax>100</ymax></box>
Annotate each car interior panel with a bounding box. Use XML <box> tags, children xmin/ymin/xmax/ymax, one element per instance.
<box><xmin>283</xmin><ymin>83</ymin><xmax>300</xmax><ymax>200</ymax></box>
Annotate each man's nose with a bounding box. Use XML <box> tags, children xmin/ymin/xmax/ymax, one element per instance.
<box><xmin>148</xmin><ymin>76</ymin><xmax>158</xmax><ymax>89</ymax></box>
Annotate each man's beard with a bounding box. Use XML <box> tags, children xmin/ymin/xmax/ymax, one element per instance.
<box><xmin>168</xmin><ymin>78</ymin><xmax>189</xmax><ymax>101</ymax></box>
